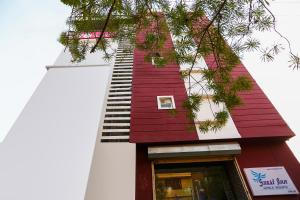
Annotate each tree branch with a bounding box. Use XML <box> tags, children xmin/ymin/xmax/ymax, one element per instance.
<box><xmin>187</xmin><ymin>0</ymin><xmax>227</xmax><ymax>95</ymax></box>
<box><xmin>90</xmin><ymin>0</ymin><xmax>116</xmax><ymax>53</ymax></box>
<box><xmin>258</xmin><ymin>0</ymin><xmax>292</xmax><ymax>53</ymax></box>
<box><xmin>189</xmin><ymin>0</ymin><xmax>227</xmax><ymax>71</ymax></box>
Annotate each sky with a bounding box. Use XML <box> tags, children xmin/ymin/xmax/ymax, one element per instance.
<box><xmin>0</xmin><ymin>0</ymin><xmax>299</xmax><ymax>161</ymax></box>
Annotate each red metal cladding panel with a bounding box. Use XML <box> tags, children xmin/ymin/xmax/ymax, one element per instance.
<box><xmin>136</xmin><ymin>145</ymin><xmax>153</xmax><ymax>200</ymax></box>
<box><xmin>130</xmin><ymin>24</ymin><xmax>198</xmax><ymax>143</ymax></box>
<box><xmin>205</xmin><ymin>55</ymin><xmax>295</xmax><ymax>138</ymax></box>
<box><xmin>231</xmin><ymin>65</ymin><xmax>294</xmax><ymax>138</ymax></box>
<box><xmin>236</xmin><ymin>141</ymin><xmax>300</xmax><ymax>200</ymax></box>
<box><xmin>191</xmin><ymin>17</ymin><xmax>294</xmax><ymax>139</ymax></box>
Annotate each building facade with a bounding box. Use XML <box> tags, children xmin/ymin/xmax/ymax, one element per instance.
<box><xmin>0</xmin><ymin>18</ymin><xmax>299</xmax><ymax>200</ymax></box>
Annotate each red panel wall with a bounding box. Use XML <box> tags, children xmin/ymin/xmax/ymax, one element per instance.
<box><xmin>191</xmin><ymin>16</ymin><xmax>294</xmax><ymax>139</ymax></box>
<box><xmin>204</xmin><ymin>55</ymin><xmax>294</xmax><ymax>139</ymax></box>
<box><xmin>136</xmin><ymin>145</ymin><xmax>153</xmax><ymax>200</ymax></box>
<box><xmin>130</xmin><ymin>23</ymin><xmax>198</xmax><ymax>143</ymax></box>
<box><xmin>237</xmin><ymin>141</ymin><xmax>300</xmax><ymax>200</ymax></box>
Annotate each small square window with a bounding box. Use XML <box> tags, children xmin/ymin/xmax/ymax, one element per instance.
<box><xmin>152</xmin><ymin>56</ymin><xmax>164</xmax><ymax>66</ymax></box>
<box><xmin>157</xmin><ymin>96</ymin><xmax>176</xmax><ymax>109</ymax></box>
<box><xmin>151</xmin><ymin>52</ymin><xmax>165</xmax><ymax>66</ymax></box>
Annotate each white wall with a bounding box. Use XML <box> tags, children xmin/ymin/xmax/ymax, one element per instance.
<box><xmin>194</xmin><ymin>100</ymin><xmax>241</xmax><ymax>140</ymax></box>
<box><xmin>54</xmin><ymin>45</ymin><xmax>116</xmax><ymax>67</ymax></box>
<box><xmin>182</xmin><ymin>60</ymin><xmax>241</xmax><ymax>140</ymax></box>
<box><xmin>0</xmin><ymin>65</ymin><xmax>111</xmax><ymax>200</ymax></box>
<box><xmin>85</xmin><ymin>143</ymin><xmax>136</xmax><ymax>200</ymax></box>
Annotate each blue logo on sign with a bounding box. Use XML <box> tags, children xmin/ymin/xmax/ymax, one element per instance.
<box><xmin>251</xmin><ymin>170</ymin><xmax>288</xmax><ymax>187</ymax></box>
<box><xmin>251</xmin><ymin>170</ymin><xmax>266</xmax><ymax>182</ymax></box>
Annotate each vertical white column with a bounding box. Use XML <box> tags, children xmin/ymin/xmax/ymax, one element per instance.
<box><xmin>0</xmin><ymin>49</ymin><xmax>112</xmax><ymax>200</ymax></box>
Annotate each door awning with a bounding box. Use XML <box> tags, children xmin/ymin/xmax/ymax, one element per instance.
<box><xmin>148</xmin><ymin>142</ymin><xmax>241</xmax><ymax>159</ymax></box>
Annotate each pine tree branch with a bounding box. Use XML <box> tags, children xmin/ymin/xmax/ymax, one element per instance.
<box><xmin>258</xmin><ymin>0</ymin><xmax>292</xmax><ymax>54</ymax></box>
<box><xmin>190</xmin><ymin>0</ymin><xmax>227</xmax><ymax>73</ymax></box>
<box><xmin>90</xmin><ymin>0</ymin><xmax>116</xmax><ymax>53</ymax></box>
<box><xmin>187</xmin><ymin>0</ymin><xmax>227</xmax><ymax>95</ymax></box>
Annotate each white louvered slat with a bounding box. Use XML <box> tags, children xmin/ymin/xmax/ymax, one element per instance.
<box><xmin>101</xmin><ymin>135</ymin><xmax>129</xmax><ymax>140</ymax></box>
<box><xmin>105</xmin><ymin>111</ymin><xmax>131</xmax><ymax>115</ymax></box>
<box><xmin>99</xmin><ymin>41</ymin><xmax>134</xmax><ymax>142</ymax></box>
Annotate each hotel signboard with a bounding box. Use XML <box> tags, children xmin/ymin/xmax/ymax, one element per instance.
<box><xmin>244</xmin><ymin>167</ymin><xmax>299</xmax><ymax>196</ymax></box>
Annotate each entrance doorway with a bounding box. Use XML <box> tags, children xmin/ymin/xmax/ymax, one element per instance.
<box><xmin>154</xmin><ymin>161</ymin><xmax>249</xmax><ymax>200</ymax></box>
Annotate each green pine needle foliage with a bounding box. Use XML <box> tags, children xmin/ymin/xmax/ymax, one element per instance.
<box><xmin>59</xmin><ymin>0</ymin><xmax>299</xmax><ymax>132</ymax></box>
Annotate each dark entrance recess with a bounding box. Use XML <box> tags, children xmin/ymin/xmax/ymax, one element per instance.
<box><xmin>154</xmin><ymin>161</ymin><xmax>249</xmax><ymax>200</ymax></box>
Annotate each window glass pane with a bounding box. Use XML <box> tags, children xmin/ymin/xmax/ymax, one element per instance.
<box><xmin>157</xmin><ymin>96</ymin><xmax>175</xmax><ymax>109</ymax></box>
<box><xmin>160</xmin><ymin>97</ymin><xmax>173</xmax><ymax>108</ymax></box>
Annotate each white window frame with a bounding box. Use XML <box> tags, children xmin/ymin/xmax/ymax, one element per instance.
<box><xmin>157</xmin><ymin>96</ymin><xmax>176</xmax><ymax>110</ymax></box>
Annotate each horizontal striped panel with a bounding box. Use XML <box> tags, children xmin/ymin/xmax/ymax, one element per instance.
<box><xmin>130</xmin><ymin>21</ymin><xmax>198</xmax><ymax>143</ymax></box>
<box><xmin>202</xmin><ymin>53</ymin><xmax>294</xmax><ymax>139</ymax></box>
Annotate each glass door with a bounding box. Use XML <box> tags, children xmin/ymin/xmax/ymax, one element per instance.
<box><xmin>154</xmin><ymin>162</ymin><xmax>236</xmax><ymax>200</ymax></box>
